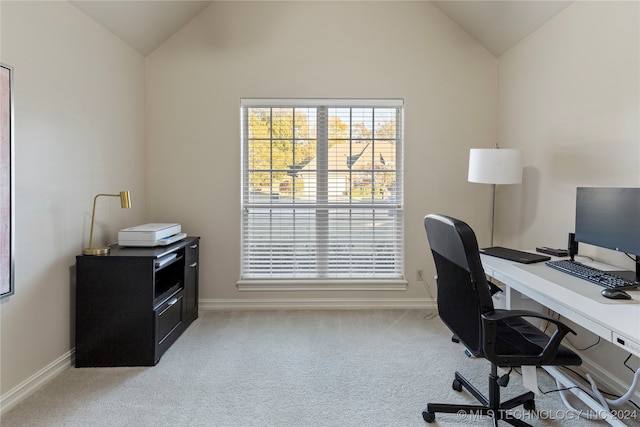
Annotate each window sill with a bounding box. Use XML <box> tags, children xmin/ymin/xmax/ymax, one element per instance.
<box><xmin>236</xmin><ymin>279</ymin><xmax>408</xmax><ymax>292</ymax></box>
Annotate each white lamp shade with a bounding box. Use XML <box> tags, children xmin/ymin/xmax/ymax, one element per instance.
<box><xmin>468</xmin><ymin>148</ymin><xmax>523</xmax><ymax>184</ymax></box>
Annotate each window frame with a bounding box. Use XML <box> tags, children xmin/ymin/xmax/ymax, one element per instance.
<box><xmin>239</xmin><ymin>99</ymin><xmax>406</xmax><ymax>290</ymax></box>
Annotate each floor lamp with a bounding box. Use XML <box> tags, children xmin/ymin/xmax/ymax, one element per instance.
<box><xmin>468</xmin><ymin>147</ymin><xmax>523</xmax><ymax>247</ymax></box>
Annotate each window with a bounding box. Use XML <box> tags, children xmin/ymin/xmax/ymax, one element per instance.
<box><xmin>241</xmin><ymin>99</ymin><xmax>403</xmax><ymax>285</ymax></box>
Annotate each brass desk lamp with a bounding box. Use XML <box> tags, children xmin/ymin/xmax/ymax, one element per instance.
<box><xmin>83</xmin><ymin>191</ymin><xmax>131</xmax><ymax>255</ymax></box>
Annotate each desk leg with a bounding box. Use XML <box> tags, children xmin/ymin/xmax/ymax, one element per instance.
<box><xmin>505</xmin><ymin>286</ymin><xmax>545</xmax><ymax>328</ymax></box>
<box><xmin>544</xmin><ymin>366</ymin><xmax>628</xmax><ymax>427</ymax></box>
<box><xmin>505</xmin><ymin>286</ymin><xmax>523</xmax><ymax>310</ymax></box>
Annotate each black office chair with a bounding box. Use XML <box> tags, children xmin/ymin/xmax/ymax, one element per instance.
<box><xmin>422</xmin><ymin>214</ymin><xmax>582</xmax><ymax>426</ymax></box>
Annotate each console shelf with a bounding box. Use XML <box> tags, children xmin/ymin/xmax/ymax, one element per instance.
<box><xmin>75</xmin><ymin>236</ymin><xmax>200</xmax><ymax>367</ymax></box>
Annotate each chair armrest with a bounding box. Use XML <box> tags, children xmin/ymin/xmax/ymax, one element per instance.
<box><xmin>488</xmin><ymin>281</ymin><xmax>503</xmax><ymax>296</ymax></box>
<box><xmin>481</xmin><ymin>309</ymin><xmax>577</xmax><ymax>365</ymax></box>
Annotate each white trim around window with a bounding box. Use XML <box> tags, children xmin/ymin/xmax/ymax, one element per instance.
<box><xmin>239</xmin><ymin>98</ymin><xmax>405</xmax><ymax>288</ymax></box>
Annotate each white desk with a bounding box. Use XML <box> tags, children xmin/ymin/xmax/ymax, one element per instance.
<box><xmin>481</xmin><ymin>254</ymin><xmax>640</xmax><ymax>426</ymax></box>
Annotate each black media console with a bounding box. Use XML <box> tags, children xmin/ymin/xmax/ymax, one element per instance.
<box><xmin>75</xmin><ymin>236</ymin><xmax>200</xmax><ymax>367</ymax></box>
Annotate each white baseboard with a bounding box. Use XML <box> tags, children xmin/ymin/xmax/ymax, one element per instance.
<box><xmin>0</xmin><ymin>350</ymin><xmax>74</xmax><ymax>415</ymax></box>
<box><xmin>200</xmin><ymin>298</ymin><xmax>436</xmax><ymax>310</ymax></box>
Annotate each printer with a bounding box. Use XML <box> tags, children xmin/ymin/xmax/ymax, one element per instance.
<box><xmin>118</xmin><ymin>223</ymin><xmax>187</xmax><ymax>247</ymax></box>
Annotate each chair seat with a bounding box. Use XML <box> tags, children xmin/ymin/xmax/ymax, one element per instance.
<box><xmin>496</xmin><ymin>317</ymin><xmax>582</xmax><ymax>367</ymax></box>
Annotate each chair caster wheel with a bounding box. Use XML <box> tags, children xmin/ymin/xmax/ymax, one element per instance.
<box><xmin>452</xmin><ymin>379</ymin><xmax>463</xmax><ymax>392</ymax></box>
<box><xmin>422</xmin><ymin>411</ymin><xmax>435</xmax><ymax>423</ymax></box>
<box><xmin>524</xmin><ymin>400</ymin><xmax>536</xmax><ymax>411</ymax></box>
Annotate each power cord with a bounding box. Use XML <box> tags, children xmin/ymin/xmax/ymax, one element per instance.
<box><xmin>532</xmin><ymin>311</ymin><xmax>639</xmax><ymax>418</ymax></box>
<box><xmin>545</xmin><ymin>311</ymin><xmax>602</xmax><ymax>351</ymax></box>
<box><xmin>418</xmin><ymin>269</ymin><xmax>435</xmax><ymax>300</ymax></box>
<box><xmin>569</xmin><ymin>336</ymin><xmax>601</xmax><ymax>351</ymax></box>
<box><xmin>624</xmin><ymin>353</ymin><xmax>639</xmax><ymax>375</ymax></box>
<box><xmin>553</xmin><ymin>363</ymin><xmax>640</xmax><ymax>419</ymax></box>
<box><xmin>418</xmin><ymin>269</ymin><xmax>438</xmax><ymax>321</ymax></box>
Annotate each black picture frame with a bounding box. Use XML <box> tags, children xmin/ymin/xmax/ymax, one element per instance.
<box><xmin>1</xmin><ymin>64</ymin><xmax>14</xmax><ymax>298</ymax></box>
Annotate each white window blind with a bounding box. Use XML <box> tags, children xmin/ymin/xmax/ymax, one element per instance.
<box><xmin>241</xmin><ymin>99</ymin><xmax>403</xmax><ymax>281</ymax></box>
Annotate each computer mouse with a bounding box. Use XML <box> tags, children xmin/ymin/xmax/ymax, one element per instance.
<box><xmin>601</xmin><ymin>288</ymin><xmax>632</xmax><ymax>300</ymax></box>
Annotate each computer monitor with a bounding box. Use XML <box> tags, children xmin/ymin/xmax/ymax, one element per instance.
<box><xmin>575</xmin><ymin>187</ymin><xmax>640</xmax><ymax>281</ymax></box>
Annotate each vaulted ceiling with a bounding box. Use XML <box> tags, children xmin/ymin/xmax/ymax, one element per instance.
<box><xmin>70</xmin><ymin>1</ymin><xmax>213</xmax><ymax>56</ymax></box>
<box><xmin>431</xmin><ymin>1</ymin><xmax>573</xmax><ymax>57</ymax></box>
<box><xmin>70</xmin><ymin>0</ymin><xmax>574</xmax><ymax>57</ymax></box>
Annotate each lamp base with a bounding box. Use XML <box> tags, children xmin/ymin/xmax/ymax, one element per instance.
<box><xmin>83</xmin><ymin>246</ymin><xmax>110</xmax><ymax>256</ymax></box>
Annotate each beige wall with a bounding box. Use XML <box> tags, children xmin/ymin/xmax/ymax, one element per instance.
<box><xmin>498</xmin><ymin>0</ymin><xmax>640</xmax><ymax>395</ymax></box>
<box><xmin>145</xmin><ymin>1</ymin><xmax>498</xmax><ymax>306</ymax></box>
<box><xmin>498</xmin><ymin>0</ymin><xmax>639</xmax><ymax>257</ymax></box>
<box><xmin>0</xmin><ymin>1</ymin><xmax>146</xmax><ymax>397</ymax></box>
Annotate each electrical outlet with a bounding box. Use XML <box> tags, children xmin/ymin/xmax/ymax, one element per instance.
<box><xmin>416</xmin><ymin>269</ymin><xmax>424</xmax><ymax>281</ymax></box>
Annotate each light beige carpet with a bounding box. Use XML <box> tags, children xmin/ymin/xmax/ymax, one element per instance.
<box><xmin>1</xmin><ymin>310</ymin><xmax>624</xmax><ymax>426</ymax></box>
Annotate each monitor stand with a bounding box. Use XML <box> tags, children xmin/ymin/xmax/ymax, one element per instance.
<box><xmin>606</xmin><ymin>257</ymin><xmax>640</xmax><ymax>283</ymax></box>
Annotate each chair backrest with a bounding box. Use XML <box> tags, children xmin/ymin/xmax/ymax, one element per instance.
<box><xmin>424</xmin><ymin>214</ymin><xmax>495</xmax><ymax>357</ymax></box>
